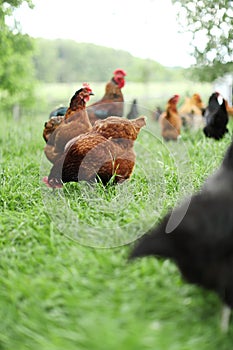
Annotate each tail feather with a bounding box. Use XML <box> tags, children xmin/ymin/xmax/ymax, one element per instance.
<box><xmin>94</xmin><ymin>110</ymin><xmax>109</xmax><ymax>119</ymax></box>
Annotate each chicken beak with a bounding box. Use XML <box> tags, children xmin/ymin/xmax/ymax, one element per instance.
<box><xmin>89</xmin><ymin>92</ymin><xmax>94</xmax><ymax>96</ymax></box>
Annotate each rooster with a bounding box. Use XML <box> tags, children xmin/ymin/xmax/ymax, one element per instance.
<box><xmin>130</xmin><ymin>139</ymin><xmax>233</xmax><ymax>332</ymax></box>
<box><xmin>179</xmin><ymin>93</ymin><xmax>205</xmax><ymax>130</ymax></box>
<box><xmin>43</xmin><ymin>116</ymin><xmax>146</xmax><ymax>188</ymax></box>
<box><xmin>44</xmin><ymin>83</ymin><xmax>94</xmax><ymax>163</ymax></box>
<box><xmin>203</xmin><ymin>92</ymin><xmax>228</xmax><ymax>140</ymax></box>
<box><xmin>159</xmin><ymin>94</ymin><xmax>181</xmax><ymax>141</ymax></box>
<box><xmin>87</xmin><ymin>69</ymin><xmax>126</xmax><ymax>125</ymax></box>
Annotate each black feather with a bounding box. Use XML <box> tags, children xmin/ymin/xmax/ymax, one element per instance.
<box><xmin>127</xmin><ymin>99</ymin><xmax>139</xmax><ymax>120</ymax></box>
<box><xmin>94</xmin><ymin>110</ymin><xmax>109</xmax><ymax>119</ymax></box>
<box><xmin>49</xmin><ymin>106</ymin><xmax>68</xmax><ymax>118</ymax></box>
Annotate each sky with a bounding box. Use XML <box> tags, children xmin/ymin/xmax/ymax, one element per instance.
<box><xmin>14</xmin><ymin>0</ymin><xmax>195</xmax><ymax>68</ymax></box>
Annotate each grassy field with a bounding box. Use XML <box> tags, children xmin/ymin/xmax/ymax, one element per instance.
<box><xmin>1</xmin><ymin>83</ymin><xmax>233</xmax><ymax>350</ymax></box>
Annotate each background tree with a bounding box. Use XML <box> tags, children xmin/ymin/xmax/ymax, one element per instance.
<box><xmin>0</xmin><ymin>0</ymin><xmax>35</xmax><ymax>109</ymax></box>
<box><xmin>33</xmin><ymin>39</ymin><xmax>185</xmax><ymax>84</ymax></box>
<box><xmin>172</xmin><ymin>0</ymin><xmax>233</xmax><ymax>81</ymax></box>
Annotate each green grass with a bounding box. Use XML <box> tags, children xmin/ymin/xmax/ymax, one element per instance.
<box><xmin>1</xmin><ymin>94</ymin><xmax>233</xmax><ymax>349</ymax></box>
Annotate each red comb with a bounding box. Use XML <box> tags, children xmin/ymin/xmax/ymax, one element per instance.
<box><xmin>169</xmin><ymin>94</ymin><xmax>179</xmax><ymax>103</ymax></box>
<box><xmin>82</xmin><ymin>82</ymin><xmax>92</xmax><ymax>92</ymax></box>
<box><xmin>113</xmin><ymin>69</ymin><xmax>127</xmax><ymax>76</ymax></box>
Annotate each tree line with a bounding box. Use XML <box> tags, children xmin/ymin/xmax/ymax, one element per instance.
<box><xmin>32</xmin><ymin>38</ymin><xmax>186</xmax><ymax>84</ymax></box>
<box><xmin>1</xmin><ymin>0</ymin><xmax>233</xmax><ymax>109</ymax></box>
<box><xmin>0</xmin><ymin>0</ymin><xmax>35</xmax><ymax>109</ymax></box>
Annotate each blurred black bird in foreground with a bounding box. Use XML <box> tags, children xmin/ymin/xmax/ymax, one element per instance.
<box><xmin>130</xmin><ymin>139</ymin><xmax>233</xmax><ymax>332</ymax></box>
<box><xmin>203</xmin><ymin>92</ymin><xmax>228</xmax><ymax>140</ymax></box>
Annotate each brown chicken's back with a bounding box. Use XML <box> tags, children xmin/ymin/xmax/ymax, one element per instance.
<box><xmin>44</xmin><ymin>116</ymin><xmax>146</xmax><ymax>188</ymax></box>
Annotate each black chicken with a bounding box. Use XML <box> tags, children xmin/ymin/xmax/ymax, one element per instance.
<box><xmin>130</xmin><ymin>139</ymin><xmax>233</xmax><ymax>332</ymax></box>
<box><xmin>152</xmin><ymin>106</ymin><xmax>163</xmax><ymax>122</ymax></box>
<box><xmin>49</xmin><ymin>106</ymin><xmax>68</xmax><ymax>118</ymax></box>
<box><xmin>203</xmin><ymin>92</ymin><xmax>228</xmax><ymax>140</ymax></box>
<box><xmin>127</xmin><ymin>99</ymin><xmax>139</xmax><ymax>119</ymax></box>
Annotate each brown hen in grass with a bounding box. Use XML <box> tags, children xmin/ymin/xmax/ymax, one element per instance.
<box><xmin>43</xmin><ymin>116</ymin><xmax>146</xmax><ymax>188</ymax></box>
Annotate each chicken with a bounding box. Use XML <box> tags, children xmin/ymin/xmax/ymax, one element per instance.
<box><xmin>87</xmin><ymin>69</ymin><xmax>126</xmax><ymax>125</ymax></box>
<box><xmin>43</xmin><ymin>116</ymin><xmax>64</xmax><ymax>142</ymax></box>
<box><xmin>130</xmin><ymin>139</ymin><xmax>233</xmax><ymax>332</ymax></box>
<box><xmin>225</xmin><ymin>100</ymin><xmax>233</xmax><ymax>117</ymax></box>
<box><xmin>159</xmin><ymin>94</ymin><xmax>181</xmax><ymax>141</ymax></box>
<box><xmin>43</xmin><ymin>116</ymin><xmax>146</xmax><ymax>188</ymax></box>
<box><xmin>151</xmin><ymin>106</ymin><xmax>163</xmax><ymax>122</ymax></box>
<box><xmin>49</xmin><ymin>106</ymin><xmax>68</xmax><ymax>118</ymax></box>
<box><xmin>126</xmin><ymin>99</ymin><xmax>139</xmax><ymax>119</ymax></box>
<box><xmin>179</xmin><ymin>93</ymin><xmax>205</xmax><ymax>130</ymax></box>
<box><xmin>44</xmin><ymin>83</ymin><xmax>94</xmax><ymax>163</ymax></box>
<box><xmin>203</xmin><ymin>92</ymin><xmax>229</xmax><ymax>140</ymax></box>
<box><xmin>43</xmin><ymin>106</ymin><xmax>68</xmax><ymax>143</ymax></box>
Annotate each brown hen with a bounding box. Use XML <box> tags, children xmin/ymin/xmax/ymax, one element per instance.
<box><xmin>179</xmin><ymin>93</ymin><xmax>205</xmax><ymax>130</ymax></box>
<box><xmin>44</xmin><ymin>84</ymin><xmax>94</xmax><ymax>164</ymax></box>
<box><xmin>43</xmin><ymin>116</ymin><xmax>146</xmax><ymax>188</ymax></box>
<box><xmin>225</xmin><ymin>100</ymin><xmax>233</xmax><ymax>116</ymax></box>
<box><xmin>43</xmin><ymin>116</ymin><xmax>64</xmax><ymax>142</ymax></box>
<box><xmin>159</xmin><ymin>94</ymin><xmax>181</xmax><ymax>141</ymax></box>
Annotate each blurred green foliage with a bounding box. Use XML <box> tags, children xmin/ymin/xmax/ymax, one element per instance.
<box><xmin>0</xmin><ymin>0</ymin><xmax>36</xmax><ymax>108</ymax></box>
<box><xmin>172</xmin><ymin>0</ymin><xmax>233</xmax><ymax>81</ymax></box>
<box><xmin>32</xmin><ymin>39</ymin><xmax>187</xmax><ymax>84</ymax></box>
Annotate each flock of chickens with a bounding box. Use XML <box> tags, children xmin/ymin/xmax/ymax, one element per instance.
<box><xmin>43</xmin><ymin>69</ymin><xmax>146</xmax><ymax>188</ymax></box>
<box><xmin>42</xmin><ymin>69</ymin><xmax>233</xmax><ymax>332</ymax></box>
<box><xmin>158</xmin><ymin>91</ymin><xmax>232</xmax><ymax>141</ymax></box>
